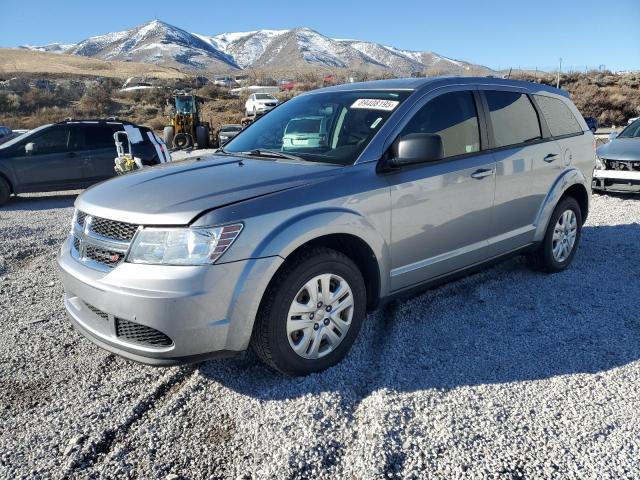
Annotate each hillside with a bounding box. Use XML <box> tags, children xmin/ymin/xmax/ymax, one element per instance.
<box><xmin>18</xmin><ymin>20</ymin><xmax>493</xmax><ymax>75</ymax></box>
<box><xmin>0</xmin><ymin>48</ymin><xmax>186</xmax><ymax>79</ymax></box>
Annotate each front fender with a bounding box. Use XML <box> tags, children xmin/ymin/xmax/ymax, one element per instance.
<box><xmin>252</xmin><ymin>207</ymin><xmax>391</xmax><ymax>298</ymax></box>
<box><xmin>533</xmin><ymin>167</ymin><xmax>589</xmax><ymax>242</ymax></box>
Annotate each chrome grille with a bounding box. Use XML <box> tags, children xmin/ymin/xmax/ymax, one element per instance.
<box><xmin>115</xmin><ymin>318</ymin><xmax>173</xmax><ymax>347</ymax></box>
<box><xmin>90</xmin><ymin>217</ymin><xmax>139</xmax><ymax>242</ymax></box>
<box><xmin>72</xmin><ymin>210</ymin><xmax>139</xmax><ymax>270</ymax></box>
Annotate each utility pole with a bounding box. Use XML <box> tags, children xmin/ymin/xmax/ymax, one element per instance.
<box><xmin>556</xmin><ymin>58</ymin><xmax>562</xmax><ymax>88</ymax></box>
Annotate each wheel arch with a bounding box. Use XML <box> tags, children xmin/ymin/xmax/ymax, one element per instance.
<box><xmin>0</xmin><ymin>170</ymin><xmax>14</xmax><ymax>193</ymax></box>
<box><xmin>249</xmin><ymin>209</ymin><xmax>390</xmax><ymax>312</ymax></box>
<box><xmin>277</xmin><ymin>233</ymin><xmax>382</xmax><ymax>312</ymax></box>
<box><xmin>533</xmin><ymin>168</ymin><xmax>590</xmax><ymax>242</ymax></box>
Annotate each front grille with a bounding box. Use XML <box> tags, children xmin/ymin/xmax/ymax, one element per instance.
<box><xmin>84</xmin><ymin>244</ymin><xmax>125</xmax><ymax>266</ymax></box>
<box><xmin>76</xmin><ymin>211</ymin><xmax>87</xmax><ymax>228</ymax></box>
<box><xmin>604</xmin><ymin>159</ymin><xmax>640</xmax><ymax>172</ymax></box>
<box><xmin>86</xmin><ymin>303</ymin><xmax>108</xmax><ymax>321</ymax></box>
<box><xmin>115</xmin><ymin>318</ymin><xmax>173</xmax><ymax>347</ymax></box>
<box><xmin>90</xmin><ymin>217</ymin><xmax>139</xmax><ymax>242</ymax></box>
<box><xmin>73</xmin><ymin>211</ymin><xmax>139</xmax><ymax>270</ymax></box>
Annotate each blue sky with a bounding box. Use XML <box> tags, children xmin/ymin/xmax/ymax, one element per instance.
<box><xmin>1</xmin><ymin>0</ymin><xmax>638</xmax><ymax>71</ymax></box>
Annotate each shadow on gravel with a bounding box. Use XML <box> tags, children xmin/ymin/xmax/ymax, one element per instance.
<box><xmin>199</xmin><ymin>223</ymin><xmax>640</xmax><ymax>400</ymax></box>
<box><xmin>0</xmin><ymin>192</ymin><xmax>79</xmax><ymax>211</ymax></box>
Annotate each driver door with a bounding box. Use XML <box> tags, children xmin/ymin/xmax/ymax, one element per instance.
<box><xmin>387</xmin><ymin>88</ymin><xmax>496</xmax><ymax>291</ymax></box>
<box><xmin>13</xmin><ymin>125</ymin><xmax>86</xmax><ymax>190</ymax></box>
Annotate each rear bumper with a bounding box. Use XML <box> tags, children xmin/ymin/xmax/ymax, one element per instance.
<box><xmin>592</xmin><ymin>169</ymin><xmax>640</xmax><ymax>192</ymax></box>
<box><xmin>57</xmin><ymin>237</ymin><xmax>283</xmax><ymax>365</ymax></box>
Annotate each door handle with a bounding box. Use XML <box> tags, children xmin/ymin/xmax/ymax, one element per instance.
<box><xmin>543</xmin><ymin>153</ymin><xmax>558</xmax><ymax>163</ymax></box>
<box><xmin>470</xmin><ymin>168</ymin><xmax>494</xmax><ymax>179</ymax></box>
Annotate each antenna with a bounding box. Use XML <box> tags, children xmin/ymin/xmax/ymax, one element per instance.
<box><xmin>507</xmin><ymin>67</ymin><xmax>512</xmax><ymax>79</ymax></box>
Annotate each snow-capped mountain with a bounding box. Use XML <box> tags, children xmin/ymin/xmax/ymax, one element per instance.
<box><xmin>65</xmin><ymin>20</ymin><xmax>239</xmax><ymax>71</ymax></box>
<box><xmin>19</xmin><ymin>43</ymin><xmax>76</xmax><ymax>54</ymax></box>
<box><xmin>20</xmin><ymin>21</ymin><xmax>492</xmax><ymax>75</ymax></box>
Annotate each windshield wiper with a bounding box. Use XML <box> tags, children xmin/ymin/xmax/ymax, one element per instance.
<box><xmin>243</xmin><ymin>149</ymin><xmax>306</xmax><ymax>162</ymax></box>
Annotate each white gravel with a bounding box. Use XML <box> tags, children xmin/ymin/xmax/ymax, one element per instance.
<box><xmin>1</xmin><ymin>191</ymin><xmax>639</xmax><ymax>479</ymax></box>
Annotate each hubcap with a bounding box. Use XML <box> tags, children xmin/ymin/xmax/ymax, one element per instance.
<box><xmin>552</xmin><ymin>209</ymin><xmax>577</xmax><ymax>263</ymax></box>
<box><xmin>286</xmin><ymin>273</ymin><xmax>354</xmax><ymax>359</ymax></box>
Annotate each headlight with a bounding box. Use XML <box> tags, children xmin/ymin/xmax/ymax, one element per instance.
<box><xmin>595</xmin><ymin>155</ymin><xmax>605</xmax><ymax>170</ymax></box>
<box><xmin>127</xmin><ymin>224</ymin><xmax>243</xmax><ymax>265</ymax></box>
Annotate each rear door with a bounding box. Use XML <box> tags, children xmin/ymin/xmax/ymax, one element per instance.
<box><xmin>73</xmin><ymin>123</ymin><xmax>121</xmax><ymax>182</ymax></box>
<box><xmin>479</xmin><ymin>88</ymin><xmax>562</xmax><ymax>257</ymax></box>
<box><xmin>12</xmin><ymin>125</ymin><xmax>85</xmax><ymax>189</ymax></box>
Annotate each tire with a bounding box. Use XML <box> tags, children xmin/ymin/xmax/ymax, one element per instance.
<box><xmin>0</xmin><ymin>177</ymin><xmax>10</xmax><ymax>206</ymax></box>
<box><xmin>527</xmin><ymin>196</ymin><xmax>582</xmax><ymax>273</ymax></box>
<box><xmin>251</xmin><ymin>247</ymin><xmax>367</xmax><ymax>376</ymax></box>
<box><xmin>163</xmin><ymin>126</ymin><xmax>174</xmax><ymax>149</ymax></box>
<box><xmin>196</xmin><ymin>125</ymin><xmax>209</xmax><ymax>149</ymax></box>
<box><xmin>253</xmin><ymin>106</ymin><xmax>257</xmax><ymax>116</ymax></box>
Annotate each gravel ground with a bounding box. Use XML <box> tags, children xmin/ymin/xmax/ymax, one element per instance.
<box><xmin>1</xmin><ymin>191</ymin><xmax>639</xmax><ymax>479</ymax></box>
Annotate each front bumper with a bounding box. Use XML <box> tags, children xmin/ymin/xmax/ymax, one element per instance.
<box><xmin>57</xmin><ymin>237</ymin><xmax>283</xmax><ymax>365</ymax></box>
<box><xmin>592</xmin><ymin>169</ymin><xmax>640</xmax><ymax>193</ymax></box>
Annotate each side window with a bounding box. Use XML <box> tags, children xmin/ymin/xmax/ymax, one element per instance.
<box><xmin>485</xmin><ymin>91</ymin><xmax>541</xmax><ymax>148</ymax></box>
<box><xmin>401</xmin><ymin>91</ymin><xmax>481</xmax><ymax>158</ymax></box>
<box><xmin>31</xmin><ymin>126</ymin><xmax>71</xmax><ymax>154</ymax></box>
<box><xmin>534</xmin><ymin>95</ymin><xmax>582</xmax><ymax>137</ymax></box>
<box><xmin>75</xmin><ymin>125</ymin><xmax>120</xmax><ymax>149</ymax></box>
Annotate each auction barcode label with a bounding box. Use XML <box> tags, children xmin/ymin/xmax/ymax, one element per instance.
<box><xmin>350</xmin><ymin>99</ymin><xmax>400</xmax><ymax>111</ymax></box>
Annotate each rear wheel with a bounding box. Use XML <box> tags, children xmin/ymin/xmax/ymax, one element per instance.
<box><xmin>527</xmin><ymin>196</ymin><xmax>582</xmax><ymax>273</ymax></box>
<box><xmin>163</xmin><ymin>126</ymin><xmax>174</xmax><ymax>149</ymax></box>
<box><xmin>251</xmin><ymin>247</ymin><xmax>366</xmax><ymax>376</ymax></box>
<box><xmin>196</xmin><ymin>125</ymin><xmax>209</xmax><ymax>148</ymax></box>
<box><xmin>0</xmin><ymin>177</ymin><xmax>10</xmax><ymax>206</ymax></box>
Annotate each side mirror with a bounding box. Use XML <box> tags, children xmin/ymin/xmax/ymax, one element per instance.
<box><xmin>389</xmin><ymin>133</ymin><xmax>443</xmax><ymax>168</ymax></box>
<box><xmin>608</xmin><ymin>131</ymin><xmax>619</xmax><ymax>141</ymax></box>
<box><xmin>25</xmin><ymin>142</ymin><xmax>36</xmax><ymax>155</ymax></box>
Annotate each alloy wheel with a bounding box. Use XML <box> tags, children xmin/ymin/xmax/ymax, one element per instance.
<box><xmin>552</xmin><ymin>209</ymin><xmax>578</xmax><ymax>263</ymax></box>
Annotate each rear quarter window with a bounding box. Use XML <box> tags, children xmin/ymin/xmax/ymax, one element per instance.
<box><xmin>534</xmin><ymin>95</ymin><xmax>583</xmax><ymax>137</ymax></box>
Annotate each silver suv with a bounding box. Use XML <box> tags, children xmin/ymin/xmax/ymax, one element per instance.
<box><xmin>58</xmin><ymin>78</ymin><xmax>594</xmax><ymax>376</ymax></box>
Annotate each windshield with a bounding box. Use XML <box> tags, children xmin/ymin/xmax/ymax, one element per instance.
<box><xmin>618</xmin><ymin>119</ymin><xmax>640</xmax><ymax>139</ymax></box>
<box><xmin>221</xmin><ymin>125</ymin><xmax>242</xmax><ymax>132</ymax></box>
<box><xmin>175</xmin><ymin>96</ymin><xmax>196</xmax><ymax>114</ymax></box>
<box><xmin>255</xmin><ymin>94</ymin><xmax>275</xmax><ymax>100</ymax></box>
<box><xmin>224</xmin><ymin>90</ymin><xmax>411</xmax><ymax>165</ymax></box>
<box><xmin>0</xmin><ymin>124</ymin><xmax>47</xmax><ymax>150</ymax></box>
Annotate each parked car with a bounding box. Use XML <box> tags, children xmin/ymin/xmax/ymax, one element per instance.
<box><xmin>628</xmin><ymin>117</ymin><xmax>639</xmax><ymax>125</ymax></box>
<box><xmin>0</xmin><ymin>119</ymin><xmax>171</xmax><ymax>206</ymax></box>
<box><xmin>58</xmin><ymin>78</ymin><xmax>593</xmax><ymax>376</ymax></box>
<box><xmin>584</xmin><ymin>116</ymin><xmax>598</xmax><ymax>133</ymax></box>
<box><xmin>245</xmin><ymin>93</ymin><xmax>279</xmax><ymax>116</ymax></box>
<box><xmin>217</xmin><ymin>124</ymin><xmax>243</xmax><ymax>146</ymax></box>
<box><xmin>282</xmin><ymin>116</ymin><xmax>328</xmax><ymax>150</ymax></box>
<box><xmin>213</xmin><ymin>75</ymin><xmax>238</xmax><ymax>88</ymax></box>
<box><xmin>593</xmin><ymin>118</ymin><xmax>640</xmax><ymax>193</ymax></box>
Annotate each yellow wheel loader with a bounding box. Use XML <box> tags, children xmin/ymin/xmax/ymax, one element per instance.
<box><xmin>163</xmin><ymin>91</ymin><xmax>211</xmax><ymax>150</ymax></box>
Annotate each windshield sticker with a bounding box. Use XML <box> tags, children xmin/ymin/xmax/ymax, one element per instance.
<box><xmin>370</xmin><ymin>117</ymin><xmax>383</xmax><ymax>129</ymax></box>
<box><xmin>351</xmin><ymin>99</ymin><xmax>400</xmax><ymax>111</ymax></box>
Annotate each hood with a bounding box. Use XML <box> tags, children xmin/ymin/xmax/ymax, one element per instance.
<box><xmin>597</xmin><ymin>138</ymin><xmax>640</xmax><ymax>161</ymax></box>
<box><xmin>76</xmin><ymin>155</ymin><xmax>340</xmax><ymax>225</ymax></box>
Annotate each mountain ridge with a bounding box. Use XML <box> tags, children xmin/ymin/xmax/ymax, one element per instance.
<box><xmin>18</xmin><ymin>20</ymin><xmax>493</xmax><ymax>75</ymax></box>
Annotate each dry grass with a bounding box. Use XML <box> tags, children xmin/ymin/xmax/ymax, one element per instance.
<box><xmin>0</xmin><ymin>49</ymin><xmax>185</xmax><ymax>79</ymax></box>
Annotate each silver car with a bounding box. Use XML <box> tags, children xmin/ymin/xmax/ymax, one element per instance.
<box><xmin>58</xmin><ymin>78</ymin><xmax>594</xmax><ymax>376</ymax></box>
<box><xmin>593</xmin><ymin>119</ymin><xmax>640</xmax><ymax>193</ymax></box>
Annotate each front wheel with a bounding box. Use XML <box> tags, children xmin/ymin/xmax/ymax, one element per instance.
<box><xmin>527</xmin><ymin>196</ymin><xmax>582</xmax><ymax>273</ymax></box>
<box><xmin>251</xmin><ymin>247</ymin><xmax>366</xmax><ymax>376</ymax></box>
